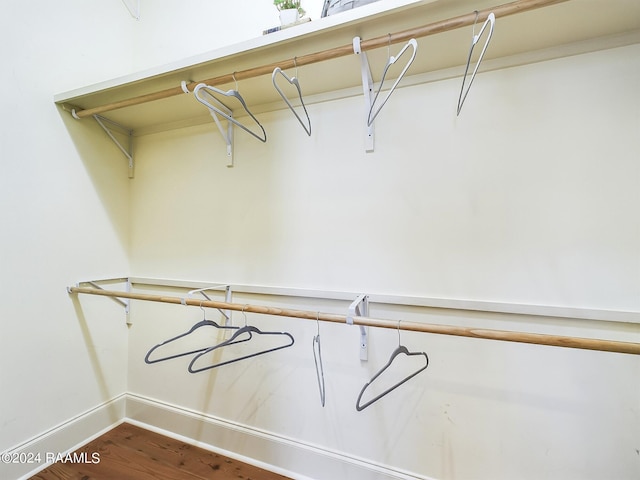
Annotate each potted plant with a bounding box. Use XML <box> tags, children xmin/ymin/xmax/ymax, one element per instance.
<box><xmin>274</xmin><ymin>0</ymin><xmax>305</xmax><ymax>25</ymax></box>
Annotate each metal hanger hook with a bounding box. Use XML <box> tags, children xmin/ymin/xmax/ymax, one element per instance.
<box><xmin>316</xmin><ymin>312</ymin><xmax>321</xmax><ymax>336</ymax></box>
<box><xmin>294</xmin><ymin>56</ymin><xmax>299</xmax><ymax>78</ymax></box>
<box><xmin>397</xmin><ymin>319</ymin><xmax>402</xmax><ymax>346</ymax></box>
<box><xmin>232</xmin><ymin>72</ymin><xmax>238</xmax><ymax>91</ymax></box>
<box><xmin>241</xmin><ymin>304</ymin><xmax>249</xmax><ymax>327</ymax></box>
<box><xmin>472</xmin><ymin>10</ymin><xmax>479</xmax><ymax>38</ymax></box>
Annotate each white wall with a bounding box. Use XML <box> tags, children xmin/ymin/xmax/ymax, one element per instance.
<box><xmin>0</xmin><ymin>1</ymin><xmax>333</xmax><ymax>478</ymax></box>
<box><xmin>130</xmin><ymin>45</ymin><xmax>639</xmax><ymax>312</ymax></box>
<box><xmin>2</xmin><ymin>1</ymin><xmax>638</xmax><ymax>479</ymax></box>
<box><xmin>126</xmin><ymin>42</ymin><xmax>640</xmax><ymax>480</ymax></box>
<box><xmin>0</xmin><ymin>1</ymin><xmax>135</xmax><ymax>477</ymax></box>
<box><xmin>129</xmin><ymin>0</ymin><xmax>329</xmax><ymax>72</ymax></box>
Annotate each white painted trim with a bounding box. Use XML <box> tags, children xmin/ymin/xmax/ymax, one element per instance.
<box><xmin>2</xmin><ymin>391</ymin><xmax>434</xmax><ymax>480</ymax></box>
<box><xmin>126</xmin><ymin>276</ymin><xmax>640</xmax><ymax>324</ymax></box>
<box><xmin>3</xmin><ymin>394</ymin><xmax>126</xmax><ymax>480</ymax></box>
<box><xmin>125</xmin><ymin>393</ymin><xmax>434</xmax><ymax>480</ymax></box>
<box><xmin>124</xmin><ymin>417</ymin><xmax>310</xmax><ymax>480</ymax></box>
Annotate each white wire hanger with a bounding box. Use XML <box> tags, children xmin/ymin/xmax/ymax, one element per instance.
<box><xmin>312</xmin><ymin>313</ymin><xmax>326</xmax><ymax>407</ymax></box>
<box><xmin>194</xmin><ymin>78</ymin><xmax>267</xmax><ymax>143</ymax></box>
<box><xmin>457</xmin><ymin>11</ymin><xmax>496</xmax><ymax>115</ymax></box>
<box><xmin>355</xmin><ymin>321</ymin><xmax>429</xmax><ymax>411</ymax></box>
<box><xmin>367</xmin><ymin>37</ymin><xmax>418</xmax><ymax>126</ymax></box>
<box><xmin>272</xmin><ymin>60</ymin><xmax>312</xmax><ymax>136</ymax></box>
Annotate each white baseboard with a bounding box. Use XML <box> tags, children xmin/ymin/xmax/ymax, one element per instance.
<box><xmin>3</xmin><ymin>393</ymin><xmax>126</xmax><ymax>480</ymax></box>
<box><xmin>125</xmin><ymin>392</ymin><xmax>433</xmax><ymax>480</ymax></box>
<box><xmin>3</xmin><ymin>393</ymin><xmax>433</xmax><ymax>480</ymax></box>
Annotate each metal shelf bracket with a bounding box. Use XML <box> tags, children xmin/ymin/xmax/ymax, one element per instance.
<box><xmin>70</xmin><ymin>108</ymin><xmax>135</xmax><ymax>178</ymax></box>
<box><xmin>68</xmin><ymin>278</ymin><xmax>132</xmax><ymax>325</ymax></box>
<box><xmin>92</xmin><ymin>115</ymin><xmax>134</xmax><ymax>178</ymax></box>
<box><xmin>185</xmin><ymin>284</ymin><xmax>233</xmax><ymax>325</ymax></box>
<box><xmin>347</xmin><ymin>293</ymin><xmax>370</xmax><ymax>361</ymax></box>
<box><xmin>353</xmin><ymin>36</ymin><xmax>375</xmax><ymax>153</ymax></box>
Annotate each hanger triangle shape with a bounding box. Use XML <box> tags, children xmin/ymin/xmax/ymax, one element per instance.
<box><xmin>188</xmin><ymin>324</ymin><xmax>294</xmax><ymax>373</ymax></box>
<box><xmin>194</xmin><ymin>83</ymin><xmax>267</xmax><ymax>143</ymax></box>
<box><xmin>356</xmin><ymin>344</ymin><xmax>428</xmax><ymax>411</ymax></box>
<box><xmin>367</xmin><ymin>38</ymin><xmax>417</xmax><ymax>126</ymax></box>
<box><xmin>272</xmin><ymin>67</ymin><xmax>312</xmax><ymax>136</ymax></box>
<box><xmin>144</xmin><ymin>319</ymin><xmax>251</xmax><ymax>364</ymax></box>
<box><xmin>457</xmin><ymin>12</ymin><xmax>495</xmax><ymax>116</ymax></box>
<box><xmin>313</xmin><ymin>333</ymin><xmax>326</xmax><ymax>407</ymax></box>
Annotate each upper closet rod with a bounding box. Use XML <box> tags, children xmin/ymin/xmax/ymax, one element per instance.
<box><xmin>69</xmin><ymin>0</ymin><xmax>569</xmax><ymax>120</ymax></box>
<box><xmin>68</xmin><ymin>286</ymin><xmax>640</xmax><ymax>356</ymax></box>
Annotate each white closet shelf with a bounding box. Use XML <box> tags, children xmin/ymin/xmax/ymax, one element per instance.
<box><xmin>54</xmin><ymin>0</ymin><xmax>640</xmax><ymax>136</ymax></box>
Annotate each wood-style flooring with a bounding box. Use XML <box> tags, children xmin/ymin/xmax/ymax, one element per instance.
<box><xmin>30</xmin><ymin>423</ymin><xmax>291</xmax><ymax>480</ymax></box>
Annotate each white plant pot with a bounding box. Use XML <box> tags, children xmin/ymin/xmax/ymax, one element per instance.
<box><xmin>279</xmin><ymin>8</ymin><xmax>300</xmax><ymax>25</ymax></box>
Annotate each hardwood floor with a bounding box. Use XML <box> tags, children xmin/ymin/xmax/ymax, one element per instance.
<box><xmin>31</xmin><ymin>423</ymin><xmax>292</xmax><ymax>480</ymax></box>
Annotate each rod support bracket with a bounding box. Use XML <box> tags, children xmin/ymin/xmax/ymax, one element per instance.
<box><xmin>91</xmin><ymin>115</ymin><xmax>135</xmax><ymax>178</ymax></box>
<box><xmin>348</xmin><ymin>294</ymin><xmax>369</xmax><ymax>361</ymax></box>
<box><xmin>353</xmin><ymin>36</ymin><xmax>375</xmax><ymax>153</ymax></box>
<box><xmin>186</xmin><ymin>284</ymin><xmax>233</xmax><ymax>325</ymax></box>
<box><xmin>70</xmin><ymin>278</ymin><xmax>132</xmax><ymax>325</ymax></box>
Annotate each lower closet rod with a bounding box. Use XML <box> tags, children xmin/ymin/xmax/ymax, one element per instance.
<box><xmin>68</xmin><ymin>286</ymin><xmax>640</xmax><ymax>355</ymax></box>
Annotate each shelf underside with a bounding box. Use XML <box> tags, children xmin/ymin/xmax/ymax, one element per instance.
<box><xmin>55</xmin><ymin>0</ymin><xmax>640</xmax><ymax>135</ymax></box>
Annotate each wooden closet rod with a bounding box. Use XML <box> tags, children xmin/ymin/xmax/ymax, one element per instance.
<box><xmin>68</xmin><ymin>286</ymin><xmax>640</xmax><ymax>355</ymax></box>
<box><xmin>71</xmin><ymin>0</ymin><xmax>569</xmax><ymax>119</ymax></box>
